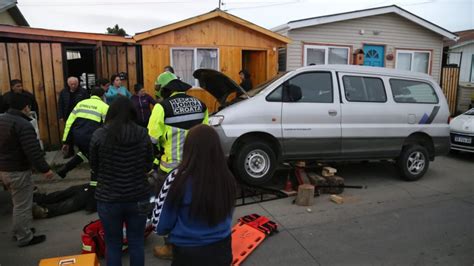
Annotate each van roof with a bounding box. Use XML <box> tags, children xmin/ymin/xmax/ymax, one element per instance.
<box><xmin>296</xmin><ymin>65</ymin><xmax>433</xmax><ymax>80</ymax></box>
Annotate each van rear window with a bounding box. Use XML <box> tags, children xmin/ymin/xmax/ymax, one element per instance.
<box><xmin>390</xmin><ymin>79</ymin><xmax>438</xmax><ymax>104</ymax></box>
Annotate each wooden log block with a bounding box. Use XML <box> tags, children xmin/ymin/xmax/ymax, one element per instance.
<box><xmin>322</xmin><ymin>166</ymin><xmax>337</xmax><ymax>177</ymax></box>
<box><xmin>307</xmin><ymin>172</ymin><xmax>329</xmax><ymax>194</ymax></box>
<box><xmin>295</xmin><ymin>184</ymin><xmax>315</xmax><ymax>206</ymax></box>
<box><xmin>325</xmin><ymin>175</ymin><xmax>344</xmax><ymax>194</ymax></box>
<box><xmin>330</xmin><ymin>194</ymin><xmax>344</xmax><ymax>204</ymax></box>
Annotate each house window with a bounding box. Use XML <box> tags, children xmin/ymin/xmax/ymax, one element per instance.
<box><xmin>171</xmin><ymin>48</ymin><xmax>219</xmax><ymax>86</ymax></box>
<box><xmin>395</xmin><ymin>50</ymin><xmax>431</xmax><ymax>74</ymax></box>
<box><xmin>304</xmin><ymin>45</ymin><xmax>350</xmax><ymax>66</ymax></box>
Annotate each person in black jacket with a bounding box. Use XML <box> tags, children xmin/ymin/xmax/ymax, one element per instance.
<box><xmin>57</xmin><ymin>76</ymin><xmax>89</xmax><ymax>158</ymax></box>
<box><xmin>0</xmin><ymin>93</ymin><xmax>54</xmax><ymax>247</ymax></box>
<box><xmin>2</xmin><ymin>79</ymin><xmax>40</xmax><ymax>119</ymax></box>
<box><xmin>90</xmin><ymin>96</ymin><xmax>153</xmax><ymax>266</ymax></box>
<box><xmin>239</xmin><ymin>69</ymin><xmax>253</xmax><ymax>94</ymax></box>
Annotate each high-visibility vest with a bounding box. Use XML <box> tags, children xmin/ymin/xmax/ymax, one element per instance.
<box><xmin>62</xmin><ymin>96</ymin><xmax>109</xmax><ymax>143</ymax></box>
<box><xmin>148</xmin><ymin>92</ymin><xmax>208</xmax><ymax>173</ymax></box>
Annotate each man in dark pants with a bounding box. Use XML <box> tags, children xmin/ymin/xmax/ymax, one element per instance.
<box><xmin>0</xmin><ymin>93</ymin><xmax>54</xmax><ymax>247</ymax></box>
<box><xmin>56</xmin><ymin>88</ymin><xmax>108</xmax><ymax>179</ymax></box>
<box><xmin>58</xmin><ymin>76</ymin><xmax>89</xmax><ymax>158</ymax></box>
<box><xmin>33</xmin><ymin>184</ymin><xmax>90</xmax><ymax>218</ymax></box>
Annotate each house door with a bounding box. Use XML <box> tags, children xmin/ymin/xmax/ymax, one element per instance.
<box><xmin>363</xmin><ymin>45</ymin><xmax>385</xmax><ymax>67</ymax></box>
<box><xmin>242</xmin><ymin>50</ymin><xmax>267</xmax><ymax>87</ymax></box>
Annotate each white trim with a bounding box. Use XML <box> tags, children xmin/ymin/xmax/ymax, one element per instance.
<box><xmin>170</xmin><ymin>47</ymin><xmax>220</xmax><ymax>87</ymax></box>
<box><xmin>282</xmin><ymin>5</ymin><xmax>458</xmax><ymax>40</ymax></box>
<box><xmin>395</xmin><ymin>49</ymin><xmax>431</xmax><ymax>74</ymax></box>
<box><xmin>450</xmin><ymin>40</ymin><xmax>474</xmax><ymax>50</ymax></box>
<box><xmin>303</xmin><ymin>44</ymin><xmax>350</xmax><ymax>66</ymax></box>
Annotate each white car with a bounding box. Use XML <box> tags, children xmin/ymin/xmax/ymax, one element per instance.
<box><xmin>450</xmin><ymin>108</ymin><xmax>474</xmax><ymax>153</ymax></box>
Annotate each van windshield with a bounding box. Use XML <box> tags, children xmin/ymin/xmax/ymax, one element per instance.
<box><xmin>246</xmin><ymin>72</ymin><xmax>288</xmax><ymax>97</ymax></box>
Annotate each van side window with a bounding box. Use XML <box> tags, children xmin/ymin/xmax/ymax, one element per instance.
<box><xmin>284</xmin><ymin>72</ymin><xmax>333</xmax><ymax>103</ymax></box>
<box><xmin>266</xmin><ymin>86</ymin><xmax>283</xmax><ymax>102</ymax></box>
<box><xmin>343</xmin><ymin>76</ymin><xmax>387</xmax><ymax>102</ymax></box>
<box><xmin>390</xmin><ymin>79</ymin><xmax>438</xmax><ymax>104</ymax></box>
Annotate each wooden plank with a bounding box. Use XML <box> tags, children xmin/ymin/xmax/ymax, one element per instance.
<box><xmin>117</xmin><ymin>46</ymin><xmax>127</xmax><ymax>87</ymax></box>
<box><xmin>0</xmin><ymin>43</ymin><xmax>9</xmax><ymax>94</ymax></box>
<box><xmin>51</xmin><ymin>43</ymin><xmax>65</xmax><ymax>137</ymax></box>
<box><xmin>40</xmin><ymin>43</ymin><xmax>60</xmax><ymax>147</ymax></box>
<box><xmin>127</xmin><ymin>46</ymin><xmax>137</xmax><ymax>89</ymax></box>
<box><xmin>30</xmin><ymin>43</ymin><xmax>50</xmax><ymax>146</ymax></box>
<box><xmin>18</xmin><ymin>43</ymin><xmax>33</xmax><ymax>93</ymax></box>
<box><xmin>7</xmin><ymin>43</ymin><xmax>21</xmax><ymax>80</ymax></box>
<box><xmin>107</xmin><ymin>46</ymin><xmax>118</xmax><ymax>76</ymax></box>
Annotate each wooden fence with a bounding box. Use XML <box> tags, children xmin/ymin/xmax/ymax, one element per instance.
<box><xmin>441</xmin><ymin>66</ymin><xmax>460</xmax><ymax>115</ymax></box>
<box><xmin>0</xmin><ymin>42</ymin><xmax>64</xmax><ymax>148</ymax></box>
<box><xmin>0</xmin><ymin>42</ymin><xmax>139</xmax><ymax>148</ymax></box>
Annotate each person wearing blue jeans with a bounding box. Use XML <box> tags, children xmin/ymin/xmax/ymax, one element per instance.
<box><xmin>90</xmin><ymin>97</ymin><xmax>153</xmax><ymax>266</ymax></box>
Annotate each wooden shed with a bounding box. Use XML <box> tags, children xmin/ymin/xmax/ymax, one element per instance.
<box><xmin>134</xmin><ymin>9</ymin><xmax>291</xmax><ymax>112</ymax></box>
<box><xmin>0</xmin><ymin>25</ymin><xmax>139</xmax><ymax>148</ymax></box>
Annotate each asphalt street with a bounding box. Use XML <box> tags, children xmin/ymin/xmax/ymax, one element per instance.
<box><xmin>0</xmin><ymin>153</ymin><xmax>473</xmax><ymax>266</ymax></box>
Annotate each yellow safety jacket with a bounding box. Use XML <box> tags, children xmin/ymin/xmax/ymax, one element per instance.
<box><xmin>62</xmin><ymin>95</ymin><xmax>109</xmax><ymax>142</ymax></box>
<box><xmin>148</xmin><ymin>92</ymin><xmax>208</xmax><ymax>173</ymax></box>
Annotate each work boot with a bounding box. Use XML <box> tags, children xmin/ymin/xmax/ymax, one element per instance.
<box><xmin>32</xmin><ymin>205</ymin><xmax>48</xmax><ymax>219</ymax></box>
<box><xmin>56</xmin><ymin>155</ymin><xmax>84</xmax><ymax>178</ymax></box>
<box><xmin>153</xmin><ymin>244</ymin><xmax>173</xmax><ymax>260</ymax></box>
<box><xmin>18</xmin><ymin>235</ymin><xmax>46</xmax><ymax>247</ymax></box>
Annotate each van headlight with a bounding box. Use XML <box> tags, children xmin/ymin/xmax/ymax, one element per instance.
<box><xmin>209</xmin><ymin>115</ymin><xmax>224</xmax><ymax>126</ymax></box>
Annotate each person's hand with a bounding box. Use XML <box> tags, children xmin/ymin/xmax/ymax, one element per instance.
<box><xmin>43</xmin><ymin>170</ymin><xmax>54</xmax><ymax>180</ymax></box>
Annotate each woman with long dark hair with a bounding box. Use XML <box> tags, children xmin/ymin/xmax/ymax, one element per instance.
<box><xmin>156</xmin><ymin>124</ymin><xmax>236</xmax><ymax>266</ymax></box>
<box><xmin>89</xmin><ymin>96</ymin><xmax>153</xmax><ymax>266</ymax></box>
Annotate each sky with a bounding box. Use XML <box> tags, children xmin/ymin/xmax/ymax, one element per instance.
<box><xmin>17</xmin><ymin>0</ymin><xmax>473</xmax><ymax>35</ymax></box>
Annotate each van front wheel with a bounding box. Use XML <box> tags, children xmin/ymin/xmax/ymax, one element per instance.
<box><xmin>397</xmin><ymin>145</ymin><xmax>429</xmax><ymax>181</ymax></box>
<box><xmin>233</xmin><ymin>142</ymin><xmax>276</xmax><ymax>185</ymax></box>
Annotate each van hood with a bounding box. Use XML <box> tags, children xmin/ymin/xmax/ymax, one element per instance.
<box><xmin>193</xmin><ymin>69</ymin><xmax>247</xmax><ymax>105</ymax></box>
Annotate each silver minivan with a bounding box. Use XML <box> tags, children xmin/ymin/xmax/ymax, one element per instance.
<box><xmin>194</xmin><ymin>65</ymin><xmax>451</xmax><ymax>185</ymax></box>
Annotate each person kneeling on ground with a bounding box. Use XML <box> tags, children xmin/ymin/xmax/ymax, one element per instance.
<box><xmin>156</xmin><ymin>124</ymin><xmax>237</xmax><ymax>266</ymax></box>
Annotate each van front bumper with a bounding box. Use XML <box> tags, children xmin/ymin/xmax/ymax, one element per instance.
<box><xmin>213</xmin><ymin>125</ymin><xmax>236</xmax><ymax>158</ymax></box>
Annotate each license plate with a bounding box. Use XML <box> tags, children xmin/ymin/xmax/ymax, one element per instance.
<box><xmin>454</xmin><ymin>136</ymin><xmax>472</xmax><ymax>144</ymax></box>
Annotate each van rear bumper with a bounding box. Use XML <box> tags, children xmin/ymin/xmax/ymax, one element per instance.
<box><xmin>433</xmin><ymin>136</ymin><xmax>450</xmax><ymax>158</ymax></box>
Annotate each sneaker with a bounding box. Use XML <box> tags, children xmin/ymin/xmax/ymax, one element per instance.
<box><xmin>12</xmin><ymin>228</ymin><xmax>36</xmax><ymax>241</ymax></box>
<box><xmin>153</xmin><ymin>244</ymin><xmax>173</xmax><ymax>260</ymax></box>
<box><xmin>18</xmin><ymin>235</ymin><xmax>46</xmax><ymax>247</ymax></box>
<box><xmin>32</xmin><ymin>205</ymin><xmax>48</xmax><ymax>219</ymax></box>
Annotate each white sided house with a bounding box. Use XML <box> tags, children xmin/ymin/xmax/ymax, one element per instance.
<box><xmin>274</xmin><ymin>5</ymin><xmax>458</xmax><ymax>83</ymax></box>
<box><xmin>446</xmin><ymin>30</ymin><xmax>474</xmax><ymax>83</ymax></box>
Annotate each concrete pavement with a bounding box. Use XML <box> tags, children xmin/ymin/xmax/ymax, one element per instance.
<box><xmin>0</xmin><ymin>153</ymin><xmax>473</xmax><ymax>265</ymax></box>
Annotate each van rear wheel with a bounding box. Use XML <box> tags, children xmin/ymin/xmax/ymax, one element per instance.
<box><xmin>233</xmin><ymin>141</ymin><xmax>276</xmax><ymax>185</ymax></box>
<box><xmin>397</xmin><ymin>145</ymin><xmax>429</xmax><ymax>181</ymax></box>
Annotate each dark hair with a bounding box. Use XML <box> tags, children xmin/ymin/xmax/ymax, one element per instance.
<box><xmin>9</xmin><ymin>93</ymin><xmax>30</xmax><ymax>110</ymax></box>
<box><xmin>110</xmin><ymin>74</ymin><xmax>120</xmax><ymax>83</ymax></box>
<box><xmin>239</xmin><ymin>70</ymin><xmax>250</xmax><ymax>79</ymax></box>
<box><xmin>96</xmin><ymin>78</ymin><xmax>109</xmax><ymax>87</ymax></box>
<box><xmin>168</xmin><ymin>124</ymin><xmax>236</xmax><ymax>226</ymax></box>
<box><xmin>134</xmin><ymin>83</ymin><xmax>143</xmax><ymax>93</ymax></box>
<box><xmin>104</xmin><ymin>97</ymin><xmax>137</xmax><ymax>144</ymax></box>
<box><xmin>164</xmin><ymin>65</ymin><xmax>174</xmax><ymax>74</ymax></box>
<box><xmin>10</xmin><ymin>79</ymin><xmax>22</xmax><ymax>87</ymax></box>
<box><xmin>90</xmin><ymin>87</ymin><xmax>105</xmax><ymax>97</ymax></box>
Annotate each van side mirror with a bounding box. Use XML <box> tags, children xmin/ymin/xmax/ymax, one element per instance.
<box><xmin>283</xmin><ymin>83</ymin><xmax>302</xmax><ymax>102</ymax></box>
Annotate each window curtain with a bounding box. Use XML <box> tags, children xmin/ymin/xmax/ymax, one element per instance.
<box><xmin>172</xmin><ymin>49</ymin><xmax>195</xmax><ymax>85</ymax></box>
<box><xmin>397</xmin><ymin>53</ymin><xmax>412</xmax><ymax>71</ymax></box>
<box><xmin>306</xmin><ymin>48</ymin><xmax>325</xmax><ymax>65</ymax></box>
<box><xmin>413</xmin><ymin>52</ymin><xmax>429</xmax><ymax>73</ymax></box>
<box><xmin>328</xmin><ymin>48</ymin><xmax>348</xmax><ymax>64</ymax></box>
<box><xmin>197</xmin><ymin>49</ymin><xmax>218</xmax><ymax>70</ymax></box>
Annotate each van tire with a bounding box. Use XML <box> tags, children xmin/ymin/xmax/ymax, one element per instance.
<box><xmin>233</xmin><ymin>141</ymin><xmax>276</xmax><ymax>185</ymax></box>
<box><xmin>397</xmin><ymin>145</ymin><xmax>430</xmax><ymax>181</ymax></box>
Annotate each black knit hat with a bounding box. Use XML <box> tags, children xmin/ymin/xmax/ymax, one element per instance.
<box><xmin>9</xmin><ymin>93</ymin><xmax>30</xmax><ymax>110</ymax></box>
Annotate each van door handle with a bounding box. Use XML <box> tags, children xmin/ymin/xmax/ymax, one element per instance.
<box><xmin>328</xmin><ymin>110</ymin><xmax>338</xmax><ymax>116</ymax></box>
